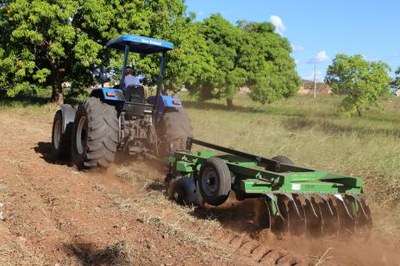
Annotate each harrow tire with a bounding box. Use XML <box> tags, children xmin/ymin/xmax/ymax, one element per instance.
<box><xmin>51</xmin><ymin>110</ymin><xmax>73</xmax><ymax>160</ymax></box>
<box><xmin>71</xmin><ymin>97</ymin><xmax>118</xmax><ymax>170</ymax></box>
<box><xmin>198</xmin><ymin>157</ymin><xmax>231</xmax><ymax>206</ymax></box>
<box><xmin>157</xmin><ymin>108</ymin><xmax>193</xmax><ymax>158</ymax></box>
<box><xmin>167</xmin><ymin>176</ymin><xmax>197</xmax><ymax>206</ymax></box>
<box><xmin>272</xmin><ymin>155</ymin><xmax>294</xmax><ymax>165</ymax></box>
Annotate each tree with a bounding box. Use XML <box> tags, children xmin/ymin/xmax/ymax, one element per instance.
<box><xmin>325</xmin><ymin>54</ymin><xmax>391</xmax><ymax>117</ymax></box>
<box><xmin>0</xmin><ymin>0</ymin><xmax>186</xmax><ymax>104</ymax></box>
<box><xmin>198</xmin><ymin>14</ymin><xmax>246</xmax><ymax>109</ymax></box>
<box><xmin>185</xmin><ymin>16</ymin><xmax>301</xmax><ymax>109</ymax></box>
<box><xmin>162</xmin><ymin>14</ymin><xmax>218</xmax><ymax>96</ymax></box>
<box><xmin>391</xmin><ymin>66</ymin><xmax>400</xmax><ymax>90</ymax></box>
<box><xmin>238</xmin><ymin>21</ymin><xmax>301</xmax><ymax>104</ymax></box>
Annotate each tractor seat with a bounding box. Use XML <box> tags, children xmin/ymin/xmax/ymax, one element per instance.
<box><xmin>124</xmin><ymin>84</ymin><xmax>145</xmax><ymax>103</ymax></box>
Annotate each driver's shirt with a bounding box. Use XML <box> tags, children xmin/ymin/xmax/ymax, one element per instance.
<box><xmin>124</xmin><ymin>74</ymin><xmax>141</xmax><ymax>87</ymax></box>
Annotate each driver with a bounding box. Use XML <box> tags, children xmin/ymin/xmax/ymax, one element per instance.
<box><xmin>124</xmin><ymin>66</ymin><xmax>141</xmax><ymax>87</ymax></box>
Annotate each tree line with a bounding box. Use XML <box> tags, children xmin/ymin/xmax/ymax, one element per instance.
<box><xmin>0</xmin><ymin>0</ymin><xmax>398</xmax><ymax>116</ymax></box>
<box><xmin>0</xmin><ymin>0</ymin><xmax>301</xmax><ymax>108</ymax></box>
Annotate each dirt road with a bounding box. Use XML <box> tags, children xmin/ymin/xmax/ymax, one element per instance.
<box><xmin>0</xmin><ymin>109</ymin><xmax>398</xmax><ymax>265</ymax></box>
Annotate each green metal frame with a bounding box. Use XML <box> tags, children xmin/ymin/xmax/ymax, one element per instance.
<box><xmin>168</xmin><ymin>140</ymin><xmax>372</xmax><ymax>234</ymax></box>
<box><xmin>169</xmin><ymin>151</ymin><xmax>364</xmax><ymax>197</ymax></box>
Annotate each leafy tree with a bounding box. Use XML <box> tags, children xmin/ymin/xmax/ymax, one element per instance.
<box><xmin>0</xmin><ymin>1</ymin><xmax>300</xmax><ymax>108</ymax></box>
<box><xmin>325</xmin><ymin>54</ymin><xmax>391</xmax><ymax>117</ymax></box>
<box><xmin>0</xmin><ymin>0</ymin><xmax>186</xmax><ymax>104</ymax></box>
<box><xmin>238</xmin><ymin>21</ymin><xmax>301</xmax><ymax>104</ymax></box>
<box><xmin>197</xmin><ymin>14</ymin><xmax>246</xmax><ymax>109</ymax></box>
<box><xmin>186</xmin><ymin>16</ymin><xmax>301</xmax><ymax>109</ymax></box>
<box><xmin>391</xmin><ymin>66</ymin><xmax>400</xmax><ymax>90</ymax></box>
<box><xmin>165</xmin><ymin>19</ymin><xmax>217</xmax><ymax>96</ymax></box>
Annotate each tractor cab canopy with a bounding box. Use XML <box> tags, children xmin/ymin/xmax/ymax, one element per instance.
<box><xmin>106</xmin><ymin>34</ymin><xmax>173</xmax><ymax>110</ymax></box>
<box><xmin>106</xmin><ymin>34</ymin><xmax>174</xmax><ymax>54</ymax></box>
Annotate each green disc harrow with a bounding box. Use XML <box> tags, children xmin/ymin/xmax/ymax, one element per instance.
<box><xmin>166</xmin><ymin>138</ymin><xmax>372</xmax><ymax>236</ymax></box>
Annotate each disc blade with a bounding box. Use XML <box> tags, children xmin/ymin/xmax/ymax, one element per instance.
<box><xmin>332</xmin><ymin>195</ymin><xmax>356</xmax><ymax>234</ymax></box>
<box><xmin>304</xmin><ymin>195</ymin><xmax>323</xmax><ymax>238</ymax></box>
<box><xmin>287</xmin><ymin>194</ymin><xmax>306</xmax><ymax>236</ymax></box>
<box><xmin>318</xmin><ymin>195</ymin><xmax>339</xmax><ymax>235</ymax></box>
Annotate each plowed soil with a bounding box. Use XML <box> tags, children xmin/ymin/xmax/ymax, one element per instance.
<box><xmin>0</xmin><ymin>109</ymin><xmax>399</xmax><ymax>265</ymax></box>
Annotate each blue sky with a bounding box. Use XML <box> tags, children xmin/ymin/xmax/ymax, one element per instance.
<box><xmin>185</xmin><ymin>0</ymin><xmax>400</xmax><ymax>81</ymax></box>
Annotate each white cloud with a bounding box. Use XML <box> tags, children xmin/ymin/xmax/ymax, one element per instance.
<box><xmin>313</xmin><ymin>51</ymin><xmax>329</xmax><ymax>63</ymax></box>
<box><xmin>291</xmin><ymin>44</ymin><xmax>304</xmax><ymax>52</ymax></box>
<box><xmin>270</xmin><ymin>15</ymin><xmax>286</xmax><ymax>36</ymax></box>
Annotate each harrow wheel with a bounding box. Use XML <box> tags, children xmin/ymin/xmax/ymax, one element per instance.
<box><xmin>198</xmin><ymin>157</ymin><xmax>231</xmax><ymax>206</ymax></box>
<box><xmin>271</xmin><ymin>155</ymin><xmax>294</xmax><ymax>165</ymax></box>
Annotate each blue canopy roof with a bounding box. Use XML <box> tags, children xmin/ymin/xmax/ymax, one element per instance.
<box><xmin>106</xmin><ymin>34</ymin><xmax>174</xmax><ymax>54</ymax></box>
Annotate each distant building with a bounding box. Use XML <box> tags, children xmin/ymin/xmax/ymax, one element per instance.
<box><xmin>298</xmin><ymin>80</ymin><xmax>332</xmax><ymax>95</ymax></box>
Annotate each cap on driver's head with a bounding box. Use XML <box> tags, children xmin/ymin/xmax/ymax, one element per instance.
<box><xmin>125</xmin><ymin>66</ymin><xmax>133</xmax><ymax>75</ymax></box>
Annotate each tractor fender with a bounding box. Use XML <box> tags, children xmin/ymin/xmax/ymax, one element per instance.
<box><xmin>90</xmin><ymin>88</ymin><xmax>125</xmax><ymax>103</ymax></box>
<box><xmin>60</xmin><ymin>104</ymin><xmax>76</xmax><ymax>134</ymax></box>
<box><xmin>148</xmin><ymin>95</ymin><xmax>183</xmax><ymax>122</ymax></box>
<box><xmin>148</xmin><ymin>95</ymin><xmax>183</xmax><ymax>109</ymax></box>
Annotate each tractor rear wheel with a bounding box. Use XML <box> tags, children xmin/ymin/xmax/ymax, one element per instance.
<box><xmin>157</xmin><ymin>108</ymin><xmax>193</xmax><ymax>158</ymax></box>
<box><xmin>198</xmin><ymin>157</ymin><xmax>231</xmax><ymax>206</ymax></box>
<box><xmin>71</xmin><ymin>97</ymin><xmax>118</xmax><ymax>169</ymax></box>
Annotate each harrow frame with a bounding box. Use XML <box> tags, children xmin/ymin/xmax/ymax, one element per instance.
<box><xmin>166</xmin><ymin>138</ymin><xmax>372</xmax><ymax>235</ymax></box>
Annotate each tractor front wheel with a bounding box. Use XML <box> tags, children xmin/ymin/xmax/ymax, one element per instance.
<box><xmin>51</xmin><ymin>110</ymin><xmax>72</xmax><ymax>160</ymax></box>
<box><xmin>51</xmin><ymin>105</ymin><xmax>76</xmax><ymax>160</ymax></box>
<box><xmin>71</xmin><ymin>97</ymin><xmax>118</xmax><ymax>169</ymax></box>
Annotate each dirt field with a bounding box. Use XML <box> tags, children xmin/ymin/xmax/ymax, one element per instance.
<box><xmin>0</xmin><ymin>109</ymin><xmax>399</xmax><ymax>265</ymax></box>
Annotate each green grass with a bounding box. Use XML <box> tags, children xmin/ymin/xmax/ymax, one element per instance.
<box><xmin>184</xmin><ymin>94</ymin><xmax>400</xmax><ymax>175</ymax></box>
<box><xmin>184</xmin><ymin>93</ymin><xmax>400</xmax><ymax>240</ymax></box>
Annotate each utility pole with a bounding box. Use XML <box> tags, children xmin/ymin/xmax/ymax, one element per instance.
<box><xmin>313</xmin><ymin>59</ymin><xmax>317</xmax><ymax>99</ymax></box>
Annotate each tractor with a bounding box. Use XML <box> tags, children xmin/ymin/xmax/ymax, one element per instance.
<box><xmin>51</xmin><ymin>34</ymin><xmax>192</xmax><ymax>169</ymax></box>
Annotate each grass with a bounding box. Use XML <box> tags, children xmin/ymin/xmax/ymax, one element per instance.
<box><xmin>185</xmin><ymin>94</ymin><xmax>400</xmax><ymax>180</ymax></box>
<box><xmin>184</xmin><ymin>93</ymin><xmax>400</xmax><ymax>241</ymax></box>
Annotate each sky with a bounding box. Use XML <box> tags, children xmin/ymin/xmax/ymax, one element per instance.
<box><xmin>185</xmin><ymin>0</ymin><xmax>400</xmax><ymax>81</ymax></box>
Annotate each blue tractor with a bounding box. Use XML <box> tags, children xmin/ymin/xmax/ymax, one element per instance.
<box><xmin>51</xmin><ymin>34</ymin><xmax>192</xmax><ymax>169</ymax></box>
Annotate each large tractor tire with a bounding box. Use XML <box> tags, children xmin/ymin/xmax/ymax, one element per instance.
<box><xmin>51</xmin><ymin>105</ymin><xmax>76</xmax><ymax>160</ymax></box>
<box><xmin>71</xmin><ymin>97</ymin><xmax>118</xmax><ymax>169</ymax></box>
<box><xmin>157</xmin><ymin>108</ymin><xmax>193</xmax><ymax>158</ymax></box>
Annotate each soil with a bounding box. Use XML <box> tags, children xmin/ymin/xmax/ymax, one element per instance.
<box><xmin>0</xmin><ymin>109</ymin><xmax>399</xmax><ymax>265</ymax></box>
